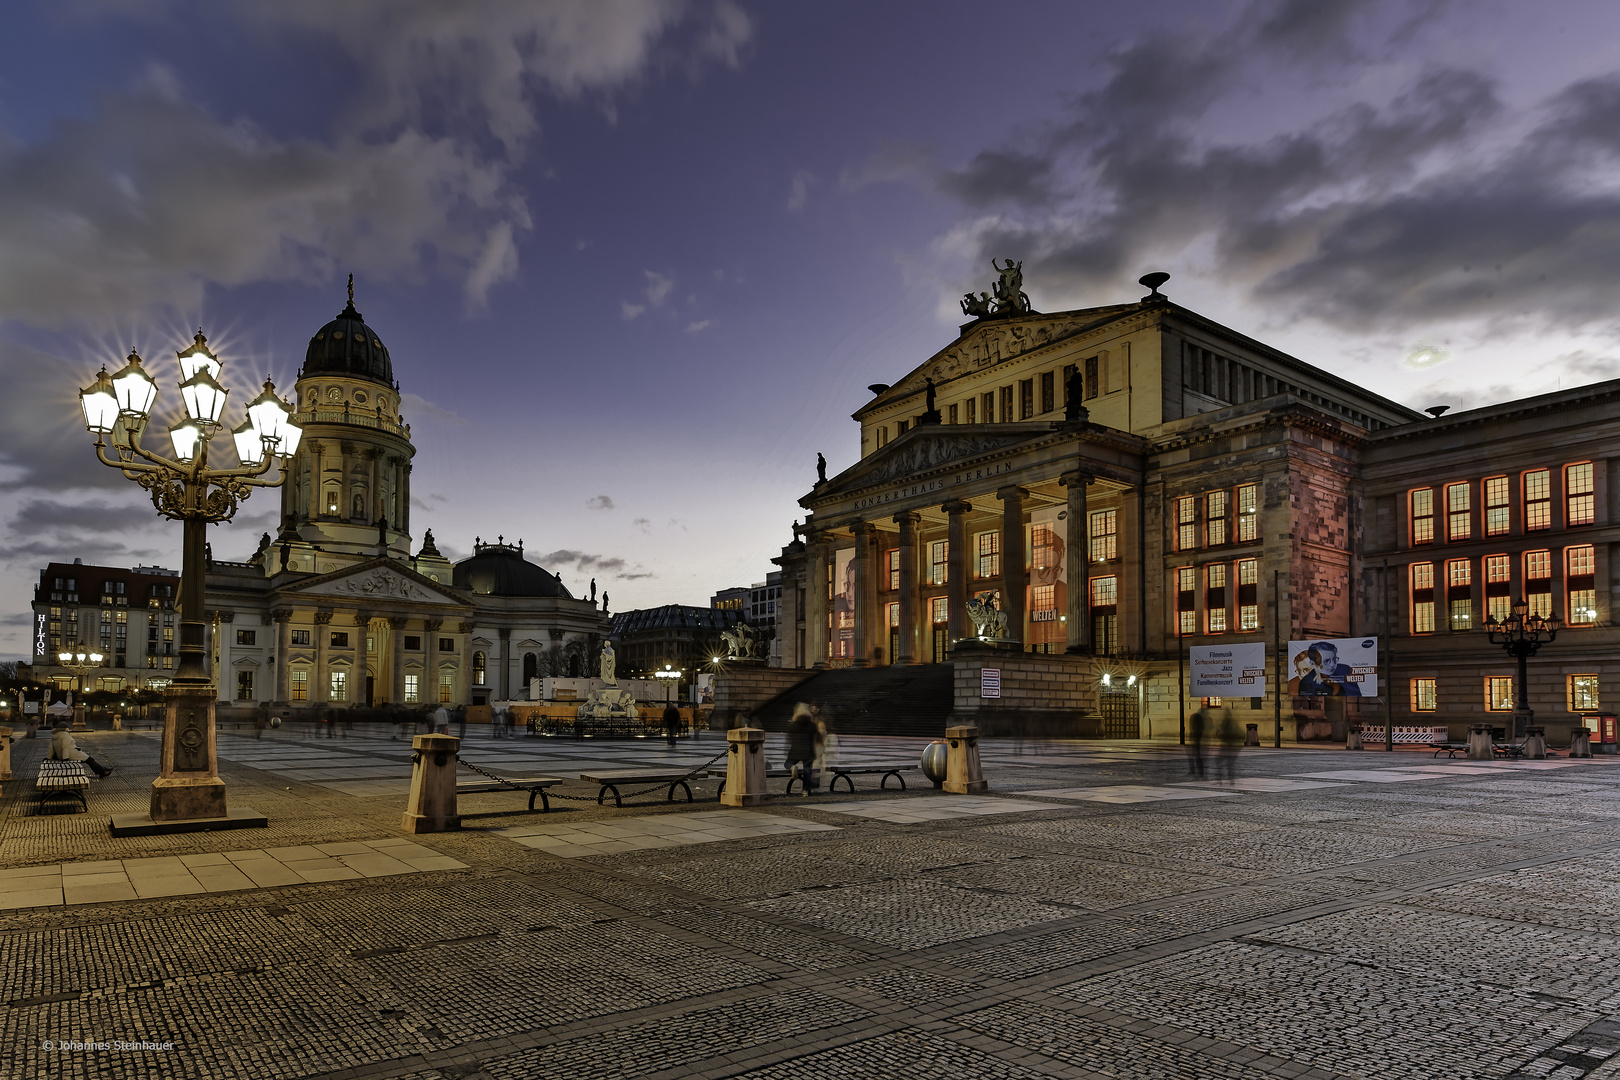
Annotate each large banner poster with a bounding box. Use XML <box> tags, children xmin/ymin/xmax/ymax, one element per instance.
<box><xmin>833</xmin><ymin>547</ymin><xmax>855</xmax><ymax>659</ymax></box>
<box><xmin>1190</xmin><ymin>643</ymin><xmax>1267</xmax><ymax>693</ymax></box>
<box><xmin>1286</xmin><ymin>637</ymin><xmax>1378</xmax><ymax>697</ymax></box>
<box><xmin>1028</xmin><ymin>507</ymin><xmax>1068</xmax><ymax>644</ymax></box>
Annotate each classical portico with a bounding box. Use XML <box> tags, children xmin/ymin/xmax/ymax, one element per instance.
<box><xmin>801</xmin><ymin>421</ymin><xmax>1146</xmax><ymax>666</ymax></box>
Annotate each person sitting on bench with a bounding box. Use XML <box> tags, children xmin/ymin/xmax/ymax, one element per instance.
<box><xmin>50</xmin><ymin>725</ymin><xmax>112</xmax><ymax>778</ymax></box>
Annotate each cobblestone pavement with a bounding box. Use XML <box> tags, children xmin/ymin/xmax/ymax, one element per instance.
<box><xmin>3</xmin><ymin>724</ymin><xmax>1620</xmax><ymax>1078</ymax></box>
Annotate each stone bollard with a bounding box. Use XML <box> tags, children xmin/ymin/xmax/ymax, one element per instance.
<box><xmin>1468</xmin><ymin>723</ymin><xmax>1494</xmax><ymax>761</ymax></box>
<box><xmin>401</xmin><ymin>733</ymin><xmax>461</xmax><ymax>834</ymax></box>
<box><xmin>1571</xmin><ymin>726</ymin><xmax>1593</xmax><ymax>758</ymax></box>
<box><xmin>721</xmin><ymin>727</ymin><xmax>768</xmax><ymax>807</ymax></box>
<box><xmin>1524</xmin><ymin>725</ymin><xmax>1547</xmax><ymax>760</ymax></box>
<box><xmin>943</xmin><ymin>724</ymin><xmax>988</xmax><ymax>794</ymax></box>
<box><xmin>113</xmin><ymin>714</ymin><xmax>123</xmax><ymax>731</ymax></box>
<box><xmin>0</xmin><ymin>726</ymin><xmax>11</xmax><ymax>781</ymax></box>
<box><xmin>1245</xmin><ymin>723</ymin><xmax>1260</xmax><ymax>747</ymax></box>
<box><xmin>1345</xmin><ymin>724</ymin><xmax>1363</xmax><ymax>751</ymax></box>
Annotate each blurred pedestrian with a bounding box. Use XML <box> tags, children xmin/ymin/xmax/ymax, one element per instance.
<box><xmin>663</xmin><ymin>701</ymin><xmax>681</xmax><ymax>746</ymax></box>
<box><xmin>1188</xmin><ymin>705</ymin><xmax>1208</xmax><ymax>778</ymax></box>
<box><xmin>810</xmin><ymin>712</ymin><xmax>830</xmax><ymax>792</ymax></box>
<box><xmin>433</xmin><ymin>703</ymin><xmax>450</xmax><ymax>736</ymax></box>
<box><xmin>786</xmin><ymin>703</ymin><xmax>817</xmax><ymax>795</ymax></box>
<box><xmin>1215</xmin><ymin>704</ymin><xmax>1241</xmax><ymax>783</ymax></box>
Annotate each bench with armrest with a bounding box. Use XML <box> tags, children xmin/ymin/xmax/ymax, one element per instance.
<box><xmin>581</xmin><ymin>769</ymin><xmax>705</xmax><ymax>808</ymax></box>
<box><xmin>824</xmin><ymin>764</ymin><xmax>917</xmax><ymax>793</ymax></box>
<box><xmin>35</xmin><ymin>760</ymin><xmax>91</xmax><ymax>815</ymax></box>
<box><xmin>455</xmin><ymin>774</ymin><xmax>563</xmax><ymax>812</ymax></box>
<box><xmin>1427</xmin><ymin>742</ymin><xmax>1470</xmax><ymax>758</ymax></box>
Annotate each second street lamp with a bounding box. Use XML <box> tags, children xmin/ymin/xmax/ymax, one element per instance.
<box><xmin>1484</xmin><ymin>596</ymin><xmax>1563</xmax><ymax>739</ymax></box>
<box><xmin>79</xmin><ymin>330</ymin><xmax>300</xmax><ymax>827</ymax></box>
<box><xmin>55</xmin><ymin>647</ymin><xmax>104</xmax><ymax>731</ymax></box>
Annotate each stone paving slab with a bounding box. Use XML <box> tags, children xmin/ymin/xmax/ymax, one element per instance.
<box><xmin>807</xmin><ymin>796</ymin><xmax>1065</xmax><ymax>821</ymax></box>
<box><xmin>491</xmin><ymin>809</ymin><xmax>839</xmax><ymax>858</ymax></box>
<box><xmin>1174</xmin><ymin>777</ymin><xmax>1349</xmax><ymax>792</ymax></box>
<box><xmin>1033</xmin><ymin>784</ymin><xmax>1239</xmax><ymax>803</ymax></box>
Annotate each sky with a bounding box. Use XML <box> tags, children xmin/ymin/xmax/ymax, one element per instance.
<box><xmin>4</xmin><ymin>0</ymin><xmax>1620</xmax><ymax>659</ymax></box>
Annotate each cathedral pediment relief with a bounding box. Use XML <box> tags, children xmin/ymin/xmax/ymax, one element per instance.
<box><xmin>282</xmin><ymin>559</ymin><xmax>471</xmax><ymax>608</ymax></box>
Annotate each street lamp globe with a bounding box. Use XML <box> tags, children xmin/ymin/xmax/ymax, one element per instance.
<box><xmin>110</xmin><ymin>349</ymin><xmax>158</xmax><ymax>419</ymax></box>
<box><xmin>232</xmin><ymin>418</ymin><xmax>265</xmax><ymax>466</ymax></box>
<box><xmin>179</xmin><ymin>369</ymin><xmax>229</xmax><ymax>427</ymax></box>
<box><xmin>169</xmin><ymin>420</ymin><xmax>202</xmax><ymax>462</ymax></box>
<box><xmin>175</xmin><ymin>330</ymin><xmax>221</xmax><ymax>381</ymax></box>
<box><xmin>79</xmin><ymin>367</ymin><xmax>118</xmax><ymax>434</ymax></box>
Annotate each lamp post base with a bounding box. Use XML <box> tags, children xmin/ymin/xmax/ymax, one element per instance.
<box><xmin>150</xmin><ymin>683</ymin><xmax>244</xmax><ymax>823</ymax></box>
<box><xmin>151</xmin><ymin>775</ymin><xmax>228</xmax><ymax>820</ymax></box>
<box><xmin>71</xmin><ymin>705</ymin><xmax>89</xmax><ymax>733</ymax></box>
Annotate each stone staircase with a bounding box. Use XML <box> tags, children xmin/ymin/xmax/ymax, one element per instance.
<box><xmin>749</xmin><ymin>663</ymin><xmax>956</xmax><ymax>737</ymax></box>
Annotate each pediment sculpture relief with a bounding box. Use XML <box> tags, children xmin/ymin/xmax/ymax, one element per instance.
<box><xmin>857</xmin><ymin>435</ymin><xmax>1024</xmax><ymax>485</ymax></box>
<box><xmin>330</xmin><ymin>570</ymin><xmax>433</xmax><ymax>601</ymax></box>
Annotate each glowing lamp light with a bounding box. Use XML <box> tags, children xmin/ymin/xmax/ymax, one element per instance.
<box><xmin>233</xmin><ymin>418</ymin><xmax>265</xmax><ymax>466</ymax></box>
<box><xmin>90</xmin><ymin>651</ymin><xmax>103</xmax><ymax>664</ymax></box>
<box><xmin>1127</xmin><ymin>674</ymin><xmax>1137</xmax><ymax>687</ymax></box>
<box><xmin>245</xmin><ymin>378</ymin><xmax>290</xmax><ymax>444</ymax></box>
<box><xmin>110</xmin><ymin>350</ymin><xmax>158</xmax><ymax>418</ymax></box>
<box><xmin>79</xmin><ymin>367</ymin><xmax>119</xmax><ymax>434</ymax></box>
<box><xmin>276</xmin><ymin>418</ymin><xmax>303</xmax><ymax>458</ymax></box>
<box><xmin>179</xmin><ymin>369</ymin><xmax>228</xmax><ymax>426</ymax></box>
<box><xmin>169</xmin><ymin>420</ymin><xmax>202</xmax><ymax>462</ymax></box>
<box><xmin>58</xmin><ymin>651</ymin><xmax>72</xmax><ymax>663</ymax></box>
<box><xmin>176</xmin><ymin>330</ymin><xmax>221</xmax><ymax>381</ymax></box>
<box><xmin>1101</xmin><ymin>672</ymin><xmax>1111</xmax><ymax>687</ymax></box>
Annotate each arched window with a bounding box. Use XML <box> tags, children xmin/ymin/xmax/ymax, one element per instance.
<box><xmin>472</xmin><ymin>651</ymin><xmax>487</xmax><ymax>685</ymax></box>
<box><xmin>522</xmin><ymin>652</ymin><xmax>538</xmax><ymax>683</ymax></box>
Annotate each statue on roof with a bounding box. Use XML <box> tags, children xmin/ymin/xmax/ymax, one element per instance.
<box><xmin>990</xmin><ymin>257</ymin><xmax>1031</xmax><ymax>315</ymax></box>
<box><xmin>960</xmin><ymin>290</ymin><xmax>994</xmax><ymax>318</ymax></box>
<box><xmin>816</xmin><ymin>453</ymin><xmax>827</xmax><ymax>485</ymax></box>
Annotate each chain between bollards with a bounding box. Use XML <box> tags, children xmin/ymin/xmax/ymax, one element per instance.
<box><xmin>453</xmin><ymin>750</ymin><xmax>730</xmax><ymax>803</ymax></box>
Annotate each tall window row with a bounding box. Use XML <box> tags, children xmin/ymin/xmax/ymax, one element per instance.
<box><xmin>1408</xmin><ymin>674</ymin><xmax>1600</xmax><ymax>713</ymax></box>
<box><xmin>1409</xmin><ymin>463</ymin><xmax>1594</xmax><ymax>545</ymax></box>
<box><xmin>1408</xmin><ymin>546</ymin><xmax>1598</xmax><ymax>633</ymax></box>
<box><xmin>1174</xmin><ymin>558</ymin><xmax>1260</xmax><ymax>636</ymax></box>
<box><xmin>1174</xmin><ymin>483</ymin><xmax>1259</xmax><ymax>552</ymax></box>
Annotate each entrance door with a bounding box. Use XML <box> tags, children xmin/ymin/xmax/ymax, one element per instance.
<box><xmin>1098</xmin><ymin>692</ymin><xmax>1140</xmax><ymax>739</ymax></box>
<box><xmin>932</xmin><ymin>626</ymin><xmax>947</xmax><ymax>663</ymax></box>
<box><xmin>365</xmin><ymin>676</ymin><xmax>374</xmax><ymax>707</ymax></box>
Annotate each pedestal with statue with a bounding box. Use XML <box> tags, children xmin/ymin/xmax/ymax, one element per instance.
<box><xmin>575</xmin><ymin>642</ymin><xmax>640</xmax><ymax>726</ymax></box>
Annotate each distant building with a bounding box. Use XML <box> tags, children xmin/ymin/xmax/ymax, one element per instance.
<box><xmin>612</xmin><ymin>605</ymin><xmax>747</xmax><ymax>677</ymax></box>
<box><xmin>708</xmin><ymin>572</ymin><xmax>784</xmax><ymax>664</ymax></box>
<box><xmin>30</xmin><ymin>560</ymin><xmax>181</xmax><ymax>693</ymax></box>
<box><xmin>710</xmin><ymin>587</ymin><xmax>747</xmax><ymax>611</ymax></box>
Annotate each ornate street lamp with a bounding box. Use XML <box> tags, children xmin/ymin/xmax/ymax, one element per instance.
<box><xmin>79</xmin><ymin>330</ymin><xmax>299</xmax><ymax>825</ymax></box>
<box><xmin>55</xmin><ymin>647</ymin><xmax>104</xmax><ymax>731</ymax></box>
<box><xmin>1484</xmin><ymin>597</ymin><xmax>1563</xmax><ymax>739</ymax></box>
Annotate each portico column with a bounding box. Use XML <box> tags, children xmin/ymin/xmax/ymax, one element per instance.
<box><xmin>354</xmin><ymin>611</ymin><xmax>373</xmax><ymax>705</ymax></box>
<box><xmin>309</xmin><ymin>441</ymin><xmax>326</xmax><ymax>516</ymax></box>
<box><xmin>217</xmin><ymin>611</ymin><xmax>235</xmax><ymax>703</ymax></box>
<box><xmin>314</xmin><ymin>610</ymin><xmax>333</xmax><ymax>702</ymax></box>
<box><xmin>390</xmin><ymin>617</ymin><xmax>408</xmax><ymax>704</ymax></box>
<box><xmin>806</xmin><ymin>530</ymin><xmax>830</xmax><ymax>667</ymax></box>
<box><xmin>498</xmin><ymin>627</ymin><xmax>512</xmax><ymax>698</ymax></box>
<box><xmin>894</xmin><ymin>511</ymin><xmax>921</xmax><ymax>664</ymax></box>
<box><xmin>852</xmin><ymin>522</ymin><xmax>872</xmax><ymax>666</ymax></box>
<box><xmin>999</xmin><ymin>486</ymin><xmax>1029</xmax><ymax>646</ymax></box>
<box><xmin>273</xmin><ymin>610</ymin><xmax>291</xmax><ymax>703</ymax></box>
<box><xmin>944</xmin><ymin>500</ymin><xmax>972</xmax><ymax>643</ymax></box>
<box><xmin>459</xmin><ymin>621</ymin><xmax>477</xmax><ymax>704</ymax></box>
<box><xmin>1060</xmin><ymin>472</ymin><xmax>1092</xmax><ymax>654</ymax></box>
<box><xmin>424</xmin><ymin>619</ymin><xmax>442</xmax><ymax>706</ymax></box>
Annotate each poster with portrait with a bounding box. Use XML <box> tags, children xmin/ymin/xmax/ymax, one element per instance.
<box><xmin>694</xmin><ymin>673</ymin><xmax>714</xmax><ymax>706</ymax></box>
<box><xmin>1286</xmin><ymin>637</ymin><xmax>1378</xmax><ymax>697</ymax></box>
<box><xmin>833</xmin><ymin>546</ymin><xmax>856</xmax><ymax>659</ymax></box>
<box><xmin>1027</xmin><ymin>507</ymin><xmax>1068</xmax><ymax>644</ymax></box>
<box><xmin>1190</xmin><ymin>643</ymin><xmax>1267</xmax><ymax>694</ymax></box>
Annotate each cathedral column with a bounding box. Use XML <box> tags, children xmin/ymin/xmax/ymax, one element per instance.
<box><xmin>402</xmin><ymin>461</ymin><xmax>413</xmax><ymax>538</ymax></box>
<box><xmin>498</xmin><ymin>627</ymin><xmax>511</xmax><ymax>699</ymax></box>
<box><xmin>390</xmin><ymin>616</ymin><xmax>408</xmax><ymax>704</ymax></box>
<box><xmin>309</xmin><ymin>441</ymin><xmax>326</xmax><ymax>516</ymax></box>
<box><xmin>459</xmin><ymin>621</ymin><xmax>477</xmax><ymax>704</ymax></box>
<box><xmin>945</xmin><ymin>500</ymin><xmax>972</xmax><ymax>644</ymax></box>
<box><xmin>354</xmin><ymin>610</ymin><xmax>373</xmax><ymax>705</ymax></box>
<box><xmin>999</xmin><ymin>486</ymin><xmax>1029</xmax><ymax>645</ymax></box>
<box><xmin>806</xmin><ymin>530</ymin><xmax>830</xmax><ymax>667</ymax></box>
<box><xmin>851</xmin><ymin>522</ymin><xmax>872</xmax><ymax>666</ymax></box>
<box><xmin>217</xmin><ymin>611</ymin><xmax>234</xmax><ymax>702</ymax></box>
<box><xmin>314</xmin><ymin>610</ymin><xmax>332</xmax><ymax>702</ymax></box>
<box><xmin>368</xmin><ymin>450</ymin><xmax>381</xmax><ymax>529</ymax></box>
<box><xmin>424</xmin><ymin>619</ymin><xmax>443</xmax><ymax>705</ymax></box>
<box><xmin>340</xmin><ymin>441</ymin><xmax>355</xmax><ymax>521</ymax></box>
<box><xmin>272</xmin><ymin>610</ymin><xmax>292</xmax><ymax>703</ymax></box>
<box><xmin>894</xmin><ymin>512</ymin><xmax>921</xmax><ymax>664</ymax></box>
<box><xmin>1061</xmin><ymin>472</ymin><xmax>1092</xmax><ymax>654</ymax></box>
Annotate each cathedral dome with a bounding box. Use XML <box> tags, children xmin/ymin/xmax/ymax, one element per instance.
<box><xmin>452</xmin><ymin>541</ymin><xmax>573</xmax><ymax>598</ymax></box>
<box><xmin>301</xmin><ymin>278</ymin><xmax>394</xmax><ymax>386</ymax></box>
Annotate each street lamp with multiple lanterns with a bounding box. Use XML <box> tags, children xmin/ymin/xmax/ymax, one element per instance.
<box><xmin>55</xmin><ymin>647</ymin><xmax>104</xmax><ymax>731</ymax></box>
<box><xmin>1484</xmin><ymin>597</ymin><xmax>1563</xmax><ymax>738</ymax></box>
<box><xmin>78</xmin><ymin>330</ymin><xmax>299</xmax><ymax>824</ymax></box>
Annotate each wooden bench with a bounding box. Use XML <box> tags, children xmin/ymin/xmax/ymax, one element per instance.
<box><xmin>1495</xmin><ymin>741</ymin><xmax>1529</xmax><ymax>759</ymax></box>
<box><xmin>35</xmin><ymin>760</ymin><xmax>91</xmax><ymax>815</ymax></box>
<box><xmin>581</xmin><ymin>769</ymin><xmax>703</xmax><ymax>807</ymax></box>
<box><xmin>1427</xmin><ymin>742</ymin><xmax>1470</xmax><ymax>758</ymax></box>
<box><xmin>455</xmin><ymin>775</ymin><xmax>563</xmax><ymax>812</ymax></box>
<box><xmin>826</xmin><ymin>764</ymin><xmax>917</xmax><ymax>793</ymax></box>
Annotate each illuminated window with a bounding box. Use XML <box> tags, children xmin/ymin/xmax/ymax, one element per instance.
<box><xmin>291</xmin><ymin>629</ymin><xmax>310</xmax><ymax>645</ymax></box>
<box><xmin>887</xmin><ymin>549</ymin><xmax>899</xmax><ymax>591</ymax></box>
<box><xmin>1567</xmin><ymin>545</ymin><xmax>1597</xmax><ymax>624</ymax></box>
<box><xmin>1411</xmin><ymin>678</ymin><xmax>1437</xmax><ymax>712</ymax></box>
<box><xmin>976</xmin><ymin>532</ymin><xmax>1000</xmax><ymax>578</ymax></box>
<box><xmin>1567</xmin><ymin>462</ymin><xmax>1595</xmax><ymax>526</ymax></box>
<box><xmin>1569</xmin><ymin>675</ymin><xmax>1600</xmax><ymax>712</ymax></box>
<box><xmin>1206</xmin><ymin>490</ymin><xmax>1228</xmax><ymax>546</ymax></box>
<box><xmin>330</xmin><ymin>671</ymin><xmax>348</xmax><ymax>701</ymax></box>
<box><xmin>1484</xmin><ymin>476</ymin><xmax>1509</xmax><ymax>536</ymax></box>
<box><xmin>1447</xmin><ymin>559</ymin><xmax>1472</xmax><ymax>630</ymax></box>
<box><xmin>404</xmin><ymin>674</ymin><xmax>419</xmax><ymax>703</ymax></box>
<box><xmin>1411</xmin><ymin>488</ymin><xmax>1435</xmax><ymax>545</ymax></box>
<box><xmin>1237</xmin><ymin>558</ymin><xmax>1259</xmax><ymax>631</ymax></box>
<box><xmin>1032</xmin><ymin>583</ymin><xmax>1055</xmax><ymax>612</ymax></box>
<box><xmin>325</xmin><ymin>487</ymin><xmax>339</xmax><ymax>514</ymax></box>
<box><xmin>888</xmin><ymin>602</ymin><xmax>899</xmax><ymax>628</ymax></box>
<box><xmin>1205</xmin><ymin>563</ymin><xmax>1228</xmax><ymax>633</ymax></box>
<box><xmin>1486</xmin><ymin>676</ymin><xmax>1514</xmax><ymax>712</ymax></box>
<box><xmin>1090</xmin><ymin>509</ymin><xmax>1117</xmax><ymax>562</ymax></box>
<box><xmin>1032</xmin><ymin>524</ymin><xmax>1059</xmax><ymax>587</ymax></box>
<box><xmin>1176</xmin><ymin>566</ymin><xmax>1197</xmax><ymax>636</ymax></box>
<box><xmin>1525</xmin><ymin>550</ymin><xmax>1552</xmax><ymax>617</ymax></box>
<box><xmin>1445</xmin><ymin>482</ymin><xmax>1471</xmax><ymax>541</ymax></box>
<box><xmin>1237</xmin><ymin>483</ymin><xmax>1258</xmax><ymax>542</ymax></box>
<box><xmin>931</xmin><ymin>596</ymin><xmax>948</xmax><ymax>623</ymax></box>
<box><xmin>1411</xmin><ymin>562</ymin><xmax>1435</xmax><ymax>634</ymax></box>
<box><xmin>472</xmin><ymin>651</ymin><xmax>487</xmax><ymax>685</ymax></box>
<box><xmin>929</xmin><ymin>541</ymin><xmax>948</xmax><ymax>585</ymax></box>
<box><xmin>236</xmin><ymin>671</ymin><xmax>253</xmax><ymax>700</ymax></box>
<box><xmin>1525</xmin><ymin>469</ymin><xmax>1551</xmax><ymax>531</ymax></box>
<box><xmin>1485</xmin><ymin>554</ymin><xmax>1512</xmax><ymax>624</ymax></box>
<box><xmin>439</xmin><ymin>672</ymin><xmax>454</xmax><ymax>703</ymax></box>
<box><xmin>1091</xmin><ymin>576</ymin><xmax>1118</xmax><ymax>654</ymax></box>
<box><xmin>1176</xmin><ymin>496</ymin><xmax>1197</xmax><ymax>551</ymax></box>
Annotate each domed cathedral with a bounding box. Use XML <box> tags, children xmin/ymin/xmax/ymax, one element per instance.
<box><xmin>203</xmin><ymin>277</ymin><xmax>611</xmax><ymax>717</ymax></box>
<box><xmin>277</xmin><ymin>275</ymin><xmax>415</xmax><ymax>570</ymax></box>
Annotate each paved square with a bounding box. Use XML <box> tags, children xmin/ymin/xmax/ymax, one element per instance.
<box><xmin>807</xmin><ymin>795</ymin><xmax>1065</xmax><ymax>821</ymax></box>
<box><xmin>1034</xmin><ymin>783</ymin><xmax>1238</xmax><ymax>803</ymax></box>
<box><xmin>491</xmin><ymin>809</ymin><xmax>839</xmax><ymax>857</ymax></box>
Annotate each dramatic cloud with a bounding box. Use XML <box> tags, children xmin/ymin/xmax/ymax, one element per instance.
<box><xmin>585</xmin><ymin>495</ymin><xmax>615</xmax><ymax>510</ymax></box>
<box><xmin>888</xmin><ymin>0</ymin><xmax>1620</xmax><ymax>338</ymax></box>
<box><xmin>534</xmin><ymin>547</ymin><xmax>652</xmax><ymax>579</ymax></box>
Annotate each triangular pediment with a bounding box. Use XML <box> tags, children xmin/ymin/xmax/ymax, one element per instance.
<box><xmin>276</xmin><ymin>558</ymin><xmax>473</xmax><ymax>608</ymax></box>
<box><xmin>858</xmin><ymin>304</ymin><xmax>1139</xmax><ymax>418</ymax></box>
<box><xmin>812</xmin><ymin>426</ymin><xmax>1044</xmax><ymax>499</ymax></box>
